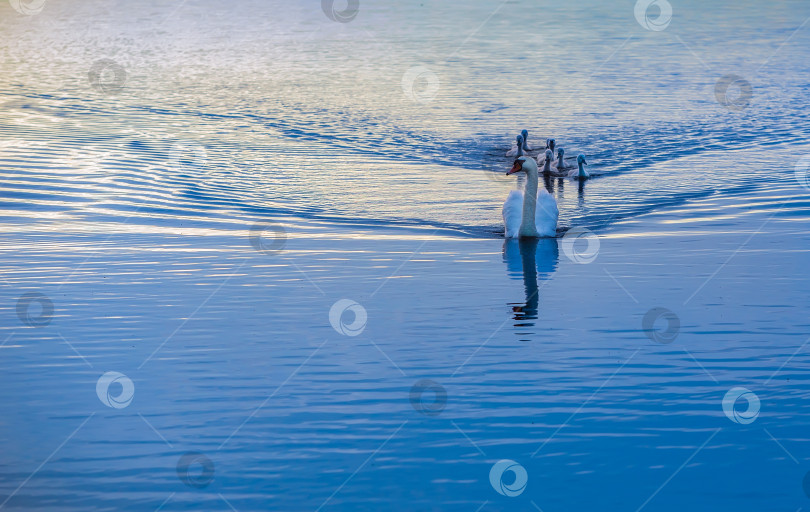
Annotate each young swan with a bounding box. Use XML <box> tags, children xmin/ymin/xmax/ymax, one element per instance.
<box><xmin>502</xmin><ymin>156</ymin><xmax>559</xmax><ymax>238</ymax></box>
<box><xmin>569</xmin><ymin>154</ymin><xmax>589</xmax><ymax>179</ymax></box>
<box><xmin>521</xmin><ymin>129</ymin><xmax>532</xmax><ymax>151</ymax></box>
<box><xmin>536</xmin><ymin>149</ymin><xmax>554</xmax><ymax>174</ymax></box>
<box><xmin>506</xmin><ymin>134</ymin><xmax>525</xmax><ymax>157</ymax></box>
<box><xmin>545</xmin><ymin>138</ymin><xmax>556</xmax><ymax>155</ymax></box>
<box><xmin>555</xmin><ymin>147</ymin><xmax>572</xmax><ymax>169</ymax></box>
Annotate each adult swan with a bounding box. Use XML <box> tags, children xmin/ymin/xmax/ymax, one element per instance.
<box><xmin>502</xmin><ymin>156</ymin><xmax>559</xmax><ymax>238</ymax></box>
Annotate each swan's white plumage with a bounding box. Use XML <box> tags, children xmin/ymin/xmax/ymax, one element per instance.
<box><xmin>502</xmin><ymin>189</ymin><xmax>525</xmax><ymax>239</ymax></box>
<box><xmin>502</xmin><ymin>186</ymin><xmax>559</xmax><ymax>238</ymax></box>
<box><xmin>534</xmin><ymin>187</ymin><xmax>559</xmax><ymax>236</ymax></box>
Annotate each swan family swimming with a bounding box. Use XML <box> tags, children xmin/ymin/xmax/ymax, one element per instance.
<box><xmin>501</xmin><ymin>130</ymin><xmax>590</xmax><ymax>239</ymax></box>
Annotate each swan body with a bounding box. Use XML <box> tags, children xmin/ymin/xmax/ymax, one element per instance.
<box><xmin>502</xmin><ymin>157</ymin><xmax>559</xmax><ymax>238</ymax></box>
<box><xmin>521</xmin><ymin>129</ymin><xmax>532</xmax><ymax>151</ymax></box>
<box><xmin>506</xmin><ymin>135</ymin><xmax>525</xmax><ymax>157</ymax></box>
<box><xmin>569</xmin><ymin>154</ymin><xmax>589</xmax><ymax>179</ymax></box>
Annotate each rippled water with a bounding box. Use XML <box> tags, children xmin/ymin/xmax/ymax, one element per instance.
<box><xmin>2</xmin><ymin>0</ymin><xmax>810</xmax><ymax>510</ymax></box>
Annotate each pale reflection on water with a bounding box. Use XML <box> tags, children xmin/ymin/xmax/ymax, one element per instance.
<box><xmin>503</xmin><ymin>238</ymin><xmax>559</xmax><ymax>326</ymax></box>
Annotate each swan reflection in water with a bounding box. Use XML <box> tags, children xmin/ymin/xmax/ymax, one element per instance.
<box><xmin>502</xmin><ymin>237</ymin><xmax>559</xmax><ymax>326</ymax></box>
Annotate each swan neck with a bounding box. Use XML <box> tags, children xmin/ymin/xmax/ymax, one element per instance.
<box><xmin>521</xmin><ymin>167</ymin><xmax>539</xmax><ymax>235</ymax></box>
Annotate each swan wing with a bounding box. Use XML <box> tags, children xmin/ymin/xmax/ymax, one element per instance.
<box><xmin>502</xmin><ymin>189</ymin><xmax>524</xmax><ymax>239</ymax></box>
<box><xmin>534</xmin><ymin>188</ymin><xmax>559</xmax><ymax>237</ymax></box>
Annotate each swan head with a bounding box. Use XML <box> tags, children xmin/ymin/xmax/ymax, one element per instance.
<box><xmin>558</xmin><ymin>148</ymin><xmax>564</xmax><ymax>158</ymax></box>
<box><xmin>577</xmin><ymin>154</ymin><xmax>588</xmax><ymax>166</ymax></box>
<box><xmin>516</xmin><ymin>134</ymin><xmax>523</xmax><ymax>145</ymax></box>
<box><xmin>546</xmin><ymin>138</ymin><xmax>556</xmax><ymax>151</ymax></box>
<box><xmin>544</xmin><ymin>149</ymin><xmax>553</xmax><ymax>162</ymax></box>
<box><xmin>507</xmin><ymin>156</ymin><xmax>538</xmax><ymax>175</ymax></box>
<box><xmin>521</xmin><ymin>129</ymin><xmax>529</xmax><ymax>140</ymax></box>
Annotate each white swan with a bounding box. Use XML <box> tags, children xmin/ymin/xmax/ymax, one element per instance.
<box><xmin>506</xmin><ymin>134</ymin><xmax>525</xmax><ymax>157</ymax></box>
<box><xmin>536</xmin><ymin>149</ymin><xmax>554</xmax><ymax>174</ymax></box>
<box><xmin>521</xmin><ymin>129</ymin><xmax>532</xmax><ymax>151</ymax></box>
<box><xmin>502</xmin><ymin>156</ymin><xmax>559</xmax><ymax>238</ymax></box>
<box><xmin>568</xmin><ymin>154</ymin><xmax>589</xmax><ymax>179</ymax></box>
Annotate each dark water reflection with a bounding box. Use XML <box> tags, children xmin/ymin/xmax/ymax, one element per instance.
<box><xmin>503</xmin><ymin>238</ymin><xmax>559</xmax><ymax>326</ymax></box>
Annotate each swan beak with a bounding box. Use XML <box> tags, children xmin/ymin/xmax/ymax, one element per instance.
<box><xmin>507</xmin><ymin>160</ymin><xmax>522</xmax><ymax>175</ymax></box>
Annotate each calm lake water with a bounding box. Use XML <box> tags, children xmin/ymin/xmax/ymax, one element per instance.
<box><xmin>2</xmin><ymin>0</ymin><xmax>810</xmax><ymax>510</ymax></box>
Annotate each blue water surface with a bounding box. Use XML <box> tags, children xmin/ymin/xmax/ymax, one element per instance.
<box><xmin>1</xmin><ymin>0</ymin><xmax>810</xmax><ymax>510</ymax></box>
